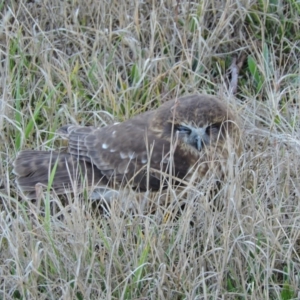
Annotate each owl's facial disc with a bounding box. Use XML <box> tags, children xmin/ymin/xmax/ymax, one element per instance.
<box><xmin>175</xmin><ymin>123</ymin><xmax>221</xmax><ymax>151</ymax></box>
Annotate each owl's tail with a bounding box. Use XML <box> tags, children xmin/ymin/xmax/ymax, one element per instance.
<box><xmin>13</xmin><ymin>150</ymin><xmax>104</xmax><ymax>198</ymax></box>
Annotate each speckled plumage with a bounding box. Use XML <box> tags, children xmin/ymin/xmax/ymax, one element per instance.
<box><xmin>13</xmin><ymin>94</ymin><xmax>242</xmax><ymax>198</ymax></box>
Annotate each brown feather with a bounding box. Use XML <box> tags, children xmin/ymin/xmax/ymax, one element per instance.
<box><xmin>14</xmin><ymin>150</ymin><xmax>106</xmax><ymax>197</ymax></box>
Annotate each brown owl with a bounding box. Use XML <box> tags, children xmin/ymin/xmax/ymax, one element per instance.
<box><xmin>13</xmin><ymin>94</ymin><xmax>242</xmax><ymax>199</ymax></box>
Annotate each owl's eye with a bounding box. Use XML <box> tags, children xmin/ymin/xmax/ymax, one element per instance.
<box><xmin>175</xmin><ymin>125</ymin><xmax>192</xmax><ymax>135</ymax></box>
<box><xmin>206</xmin><ymin>123</ymin><xmax>220</xmax><ymax>135</ymax></box>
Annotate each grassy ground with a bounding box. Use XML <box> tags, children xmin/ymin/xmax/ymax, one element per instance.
<box><xmin>1</xmin><ymin>0</ymin><xmax>300</xmax><ymax>299</ymax></box>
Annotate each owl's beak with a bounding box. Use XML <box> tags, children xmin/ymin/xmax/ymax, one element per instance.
<box><xmin>193</xmin><ymin>128</ymin><xmax>207</xmax><ymax>151</ymax></box>
<box><xmin>195</xmin><ymin>136</ymin><xmax>203</xmax><ymax>151</ymax></box>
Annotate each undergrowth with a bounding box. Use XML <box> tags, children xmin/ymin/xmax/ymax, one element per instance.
<box><xmin>0</xmin><ymin>0</ymin><xmax>299</xmax><ymax>299</ymax></box>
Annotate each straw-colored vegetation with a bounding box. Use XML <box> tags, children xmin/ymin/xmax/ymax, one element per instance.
<box><xmin>1</xmin><ymin>0</ymin><xmax>300</xmax><ymax>299</ymax></box>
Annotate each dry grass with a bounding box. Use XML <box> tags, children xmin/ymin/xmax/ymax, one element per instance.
<box><xmin>1</xmin><ymin>0</ymin><xmax>300</xmax><ymax>299</ymax></box>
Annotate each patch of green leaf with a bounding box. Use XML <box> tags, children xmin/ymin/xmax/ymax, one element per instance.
<box><xmin>281</xmin><ymin>282</ymin><xmax>295</xmax><ymax>300</ymax></box>
<box><xmin>130</xmin><ymin>63</ymin><xmax>140</xmax><ymax>85</ymax></box>
<box><xmin>247</xmin><ymin>56</ymin><xmax>264</xmax><ymax>93</ymax></box>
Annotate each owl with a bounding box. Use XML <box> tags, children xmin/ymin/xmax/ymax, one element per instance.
<box><xmin>13</xmin><ymin>94</ymin><xmax>242</xmax><ymax>199</ymax></box>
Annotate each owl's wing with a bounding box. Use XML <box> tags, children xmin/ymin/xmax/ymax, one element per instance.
<box><xmin>62</xmin><ymin>112</ymin><xmax>175</xmax><ymax>191</ymax></box>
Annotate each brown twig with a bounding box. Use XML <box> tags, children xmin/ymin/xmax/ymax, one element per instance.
<box><xmin>227</xmin><ymin>54</ymin><xmax>247</xmax><ymax>95</ymax></box>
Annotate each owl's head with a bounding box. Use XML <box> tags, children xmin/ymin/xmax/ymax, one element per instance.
<box><xmin>153</xmin><ymin>94</ymin><xmax>242</xmax><ymax>156</ymax></box>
